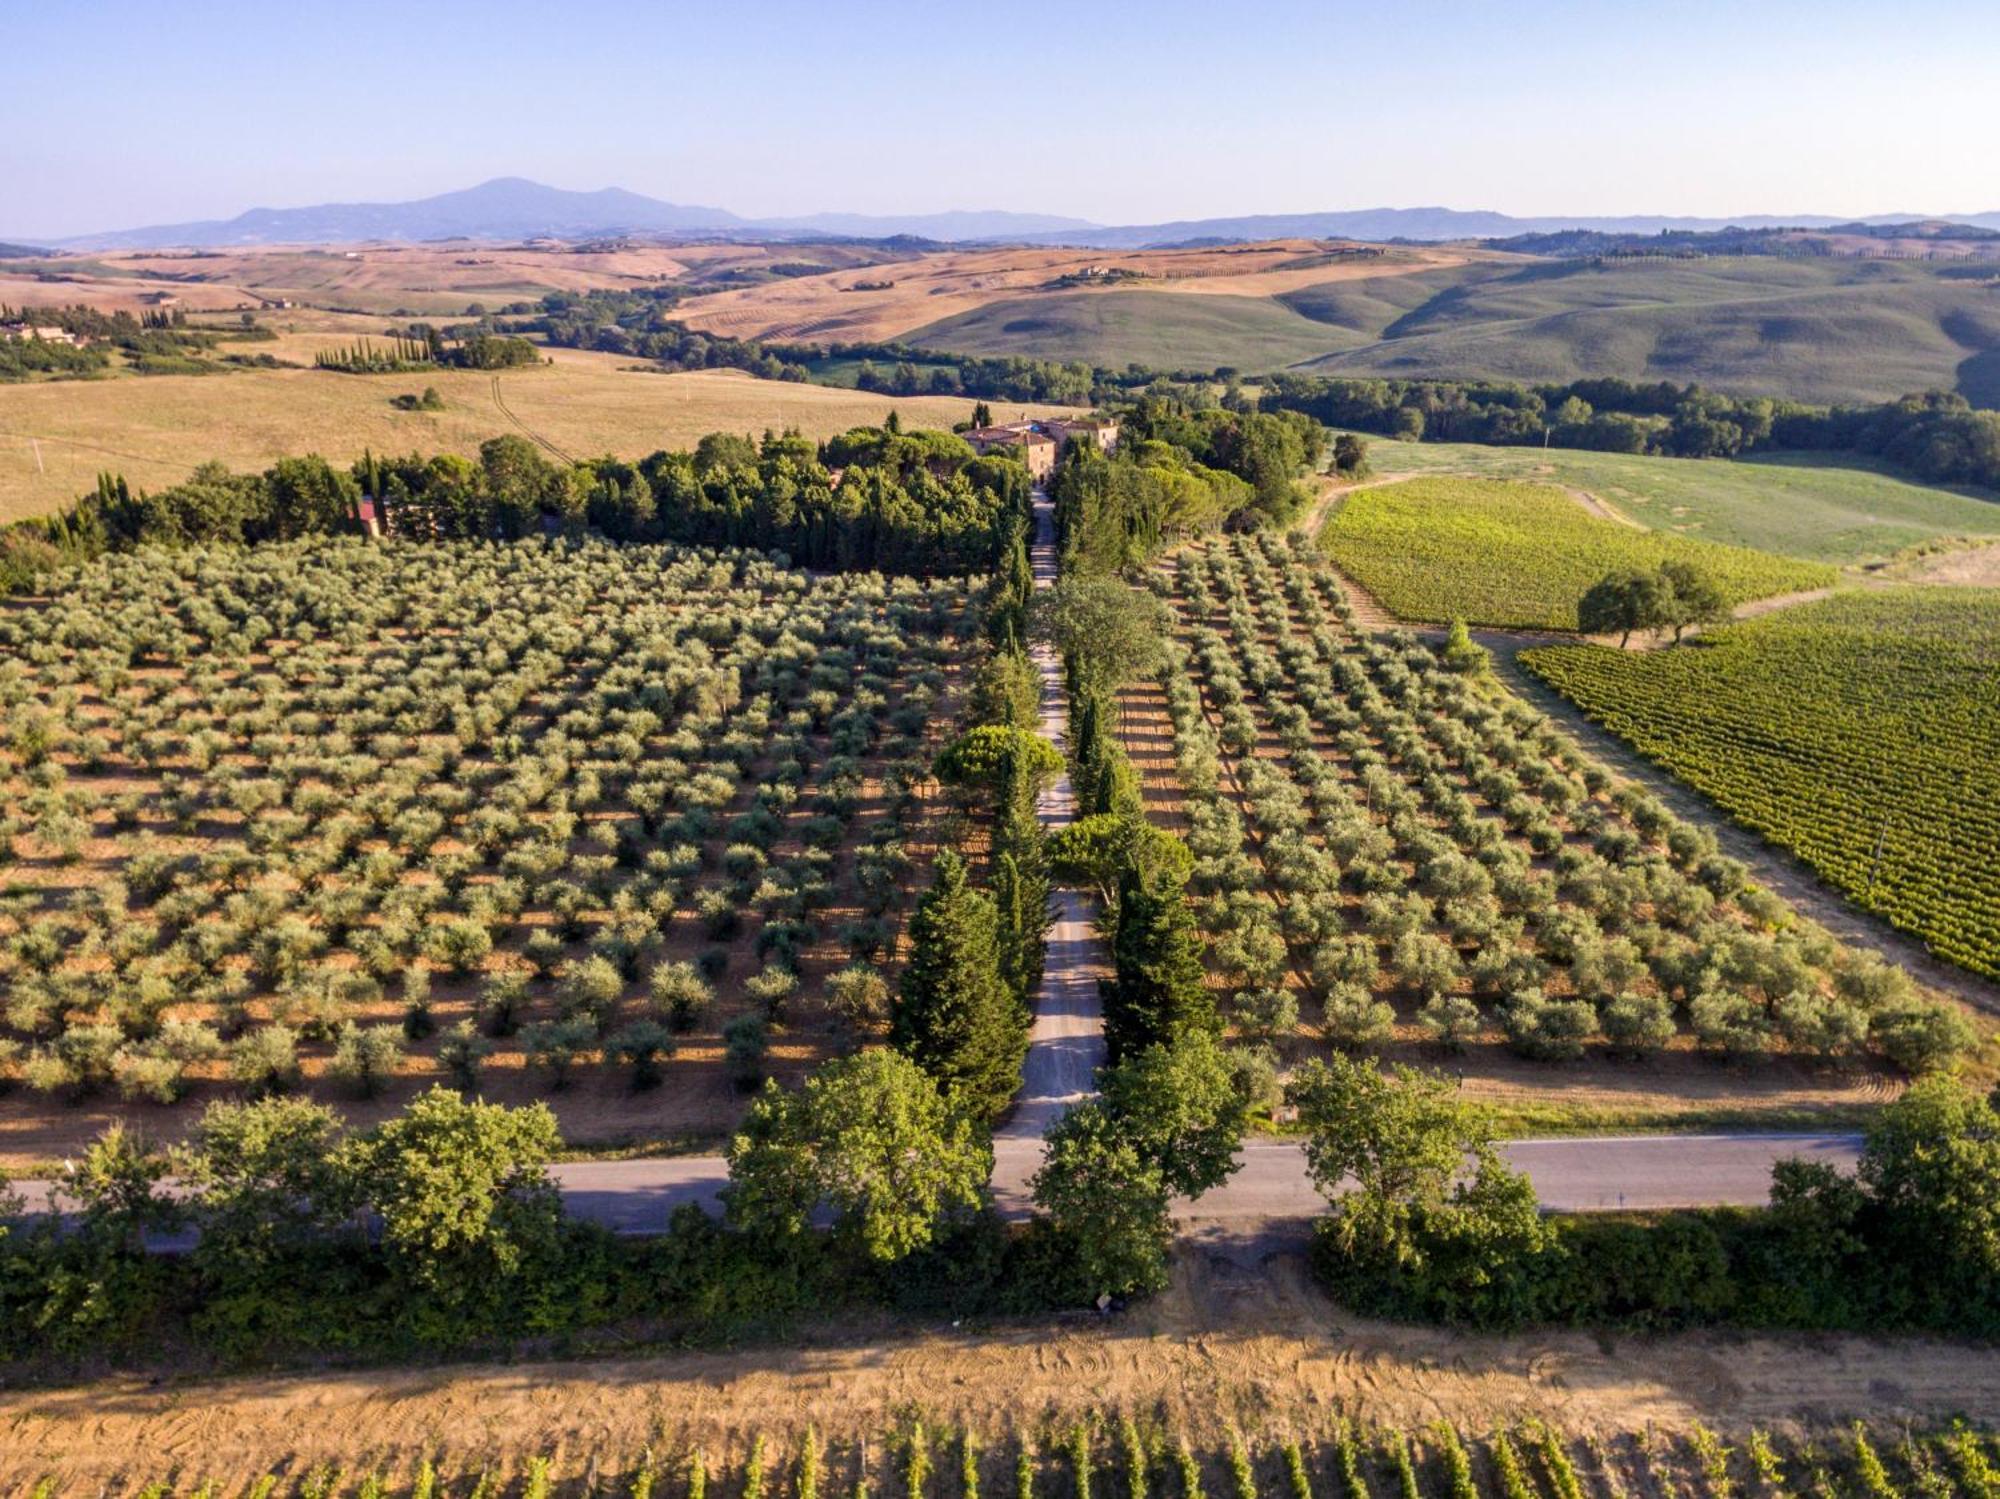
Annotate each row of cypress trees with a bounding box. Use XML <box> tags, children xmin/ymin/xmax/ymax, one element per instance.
<box><xmin>888</xmin><ymin>520</ymin><xmax>1050</xmax><ymax>1122</ymax></box>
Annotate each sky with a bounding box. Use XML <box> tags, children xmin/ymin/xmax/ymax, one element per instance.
<box><xmin>5</xmin><ymin>0</ymin><xmax>1999</xmax><ymax>239</ymax></box>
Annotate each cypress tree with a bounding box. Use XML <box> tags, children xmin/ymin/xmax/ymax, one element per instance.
<box><xmin>1102</xmin><ymin>865</ymin><xmax>1217</xmax><ymax>1063</ymax></box>
<box><xmin>893</xmin><ymin>850</ymin><xmax>1028</xmax><ymax>1122</ymax></box>
<box><xmin>991</xmin><ymin>742</ymin><xmax>1052</xmax><ymax>1003</ymax></box>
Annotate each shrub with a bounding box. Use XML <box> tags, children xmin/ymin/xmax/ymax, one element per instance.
<box><xmin>439</xmin><ymin>1020</ymin><xmax>494</xmax><ymax>1094</ymax></box>
<box><xmin>648</xmin><ymin>959</ymin><xmax>715</xmax><ymax>1031</ymax></box>
<box><xmin>826</xmin><ymin>963</ymin><xmax>890</xmax><ymax>1030</ymax></box>
<box><xmin>555</xmin><ymin>955</ymin><xmax>625</xmax><ymax>1029</ymax></box>
<box><xmin>723</xmin><ymin>1013</ymin><xmax>769</xmax><ymax>1090</ymax></box>
<box><xmin>229</xmin><ymin>1024</ymin><xmax>301</xmax><ymax>1097</ymax></box>
<box><xmin>608</xmin><ymin>1018</ymin><xmax>674</xmax><ymax>1089</ymax></box>
<box><xmin>522</xmin><ymin>1017</ymin><xmax>598</xmax><ymax>1089</ymax></box>
<box><xmin>1323</xmin><ymin>981</ymin><xmax>1395</xmax><ymax>1048</ymax></box>
<box><xmin>330</xmin><ymin>1022</ymin><xmax>404</xmax><ymax>1098</ymax></box>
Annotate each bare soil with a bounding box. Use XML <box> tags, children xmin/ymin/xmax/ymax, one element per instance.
<box><xmin>2</xmin><ymin>1245</ymin><xmax>1995</xmax><ymax>1489</ymax></box>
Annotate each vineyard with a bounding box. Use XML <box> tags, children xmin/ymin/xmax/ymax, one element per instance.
<box><xmin>1318</xmin><ymin>479</ymin><xmax>1835</xmax><ymax>631</ymax></box>
<box><xmin>0</xmin><ymin>536</ymin><xmax>983</xmax><ymax>1149</ymax></box>
<box><xmin>8</xmin><ymin>1415</ymin><xmax>1997</xmax><ymax>1499</ymax></box>
<box><xmin>1121</xmin><ymin>533</ymin><xmax>1975</xmax><ymax>1085</ymax></box>
<box><xmin>1522</xmin><ymin>589</ymin><xmax>2000</xmax><ymax>982</ymax></box>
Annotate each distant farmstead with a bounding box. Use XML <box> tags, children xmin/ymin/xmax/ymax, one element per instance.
<box><xmin>1</xmin><ymin>322</ymin><xmax>82</xmax><ymax>345</ymax></box>
<box><xmin>964</xmin><ymin>414</ymin><xmax>1120</xmax><ymax>479</ymax></box>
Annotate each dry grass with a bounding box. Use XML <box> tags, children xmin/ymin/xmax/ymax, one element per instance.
<box><xmin>676</xmin><ymin>240</ymin><xmax>1486</xmax><ymax>343</ymax></box>
<box><xmin>0</xmin><ymin>352</ymin><xmax>1076</xmax><ymax>520</ymax></box>
<box><xmin>0</xmin><ymin>240</ymin><xmax>906</xmax><ymax>317</ymax></box>
<box><xmin>4</xmin><ymin>1248</ymin><xmax>1999</xmax><ymax>1486</ymax></box>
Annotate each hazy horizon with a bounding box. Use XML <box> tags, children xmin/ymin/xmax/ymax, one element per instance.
<box><xmin>5</xmin><ymin>0</ymin><xmax>1998</xmax><ymax>240</ymax></box>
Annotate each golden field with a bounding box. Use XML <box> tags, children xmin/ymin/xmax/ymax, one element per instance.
<box><xmin>676</xmin><ymin>239</ymin><xmax>1487</xmax><ymax>343</ymax></box>
<box><xmin>0</xmin><ymin>239</ymin><xmax>909</xmax><ymax>316</ymax></box>
<box><xmin>0</xmin><ymin>348</ymin><xmax>1076</xmax><ymax>519</ymax></box>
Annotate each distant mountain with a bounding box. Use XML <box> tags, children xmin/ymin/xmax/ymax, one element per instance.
<box><xmin>33</xmin><ymin>179</ymin><xmax>2000</xmax><ymax>251</ymax></box>
<box><xmin>761</xmin><ymin>209</ymin><xmax>1097</xmax><ymax>240</ymax></box>
<box><xmin>1016</xmin><ymin>207</ymin><xmax>2000</xmax><ymax>249</ymax></box>
<box><xmin>47</xmin><ymin>180</ymin><xmax>1093</xmax><ymax>251</ymax></box>
<box><xmin>0</xmin><ymin>241</ymin><xmax>48</xmax><ymax>258</ymax></box>
<box><xmin>56</xmin><ymin>177</ymin><xmax>747</xmax><ymax>250</ymax></box>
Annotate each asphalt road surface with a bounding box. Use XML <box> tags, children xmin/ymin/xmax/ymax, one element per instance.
<box><xmin>546</xmin><ymin>1131</ymin><xmax>1864</xmax><ymax>1235</ymax></box>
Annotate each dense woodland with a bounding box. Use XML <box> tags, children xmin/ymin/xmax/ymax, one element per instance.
<box><xmin>1263</xmin><ymin>374</ymin><xmax>2000</xmax><ymax>490</ymax></box>
<box><xmin>1</xmin><ymin>420</ymin><xmax>1033</xmax><ymax>587</ymax></box>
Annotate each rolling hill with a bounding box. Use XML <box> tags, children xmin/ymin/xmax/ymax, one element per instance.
<box><xmin>898</xmin><ymin>255</ymin><xmax>2000</xmax><ymax>405</ymax></box>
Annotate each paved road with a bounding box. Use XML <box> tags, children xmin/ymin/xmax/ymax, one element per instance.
<box><xmin>999</xmin><ymin>491</ymin><xmax>1108</xmax><ymax>1140</ymax></box>
<box><xmin>544</xmin><ymin>1130</ymin><xmax>1865</xmax><ymax>1234</ymax></box>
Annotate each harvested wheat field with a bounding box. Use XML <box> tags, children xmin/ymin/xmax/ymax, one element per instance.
<box><xmin>0</xmin><ymin>240</ymin><xmax>911</xmax><ymax>318</ymax></box>
<box><xmin>2</xmin><ymin>1247</ymin><xmax>1997</xmax><ymax>1489</ymax></box>
<box><xmin>677</xmin><ymin>241</ymin><xmax>1486</xmax><ymax>344</ymax></box>
<box><xmin>0</xmin><ymin>354</ymin><xmax>1075</xmax><ymax>520</ymax></box>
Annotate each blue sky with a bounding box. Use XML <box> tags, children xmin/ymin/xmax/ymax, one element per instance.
<box><xmin>5</xmin><ymin>0</ymin><xmax>1997</xmax><ymax>238</ymax></box>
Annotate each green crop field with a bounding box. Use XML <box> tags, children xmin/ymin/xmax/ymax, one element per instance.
<box><xmin>1348</xmin><ymin>438</ymin><xmax>2000</xmax><ymax>564</ymax></box>
<box><xmin>1319</xmin><ymin>477</ymin><xmax>1836</xmax><ymax>629</ymax></box>
<box><xmin>1522</xmin><ymin>589</ymin><xmax>2000</xmax><ymax>980</ymax></box>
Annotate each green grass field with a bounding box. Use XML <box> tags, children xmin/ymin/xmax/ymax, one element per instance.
<box><xmin>1522</xmin><ymin>589</ymin><xmax>2000</xmax><ymax>980</ymax></box>
<box><xmin>1350</xmin><ymin>438</ymin><xmax>2000</xmax><ymax>564</ymax></box>
<box><xmin>1320</xmin><ymin>476</ymin><xmax>1836</xmax><ymax>628</ymax></box>
<box><xmin>907</xmin><ymin>257</ymin><xmax>2000</xmax><ymax>406</ymax></box>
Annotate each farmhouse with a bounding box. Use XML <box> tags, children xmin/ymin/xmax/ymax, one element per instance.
<box><xmin>965</xmin><ymin>423</ymin><xmax>1058</xmax><ymax>478</ymax></box>
<box><xmin>963</xmin><ymin>414</ymin><xmax>1120</xmax><ymax>479</ymax></box>
<box><xmin>0</xmin><ymin>322</ymin><xmax>81</xmax><ymax>345</ymax></box>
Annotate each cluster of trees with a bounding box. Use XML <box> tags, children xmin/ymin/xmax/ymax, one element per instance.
<box><xmin>526</xmin><ymin>288</ymin><xmax>814</xmax><ymax>383</ymax></box>
<box><xmin>1298</xmin><ymin>1056</ymin><xmax>2000</xmax><ymax>1337</ymax></box>
<box><xmin>2</xmin><ymin>421</ymin><xmax>1036</xmax><ymax>592</ymax></box>
<box><xmin>1577</xmin><ymin>561</ymin><xmax>1728</xmax><ymax>647</ymax></box>
<box><xmin>892</xmin><ymin>531</ymin><xmax>1050</xmax><ymax>1121</ymax></box>
<box><xmin>1260</xmin><ymin>374</ymin><xmax>2000</xmax><ymax>490</ymax></box>
<box><xmin>528</xmin><ymin>287</ymin><xmax>1152</xmax><ymax>405</ymax></box>
<box><xmin>0</xmin><ymin>331</ymin><xmax>110</xmax><ymax>381</ymax></box>
<box><xmin>1050</xmin><ymin>396</ymin><xmax>1325</xmax><ymax>576</ymax></box>
<box><xmin>0</xmin><ymin>1077</ymin><xmax>1073</xmax><ymax>1365</ymax></box>
<box><xmin>0</xmin><ymin>302</ymin><xmax>247</xmax><ymax>380</ymax></box>
<box><xmin>315</xmin><ymin>329</ymin><xmax>541</xmax><ymax>373</ymax></box>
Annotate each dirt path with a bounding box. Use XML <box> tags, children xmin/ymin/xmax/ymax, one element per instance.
<box><xmin>4</xmin><ymin>1247</ymin><xmax>1997</xmax><ymax>1487</ymax></box>
<box><xmin>997</xmin><ymin>492</ymin><xmax>1107</xmax><ymax>1138</ymax></box>
<box><xmin>1486</xmin><ymin>640</ymin><xmax>2000</xmax><ymax>1016</ymax></box>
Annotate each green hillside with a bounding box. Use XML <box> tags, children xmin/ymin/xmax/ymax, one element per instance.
<box><xmin>1320</xmin><ymin>476</ymin><xmax>1836</xmax><ymax>629</ymax></box>
<box><xmin>907</xmin><ymin>257</ymin><xmax>2000</xmax><ymax>406</ymax></box>
<box><xmin>1351</xmin><ymin>439</ymin><xmax>2000</xmax><ymax>564</ymax></box>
